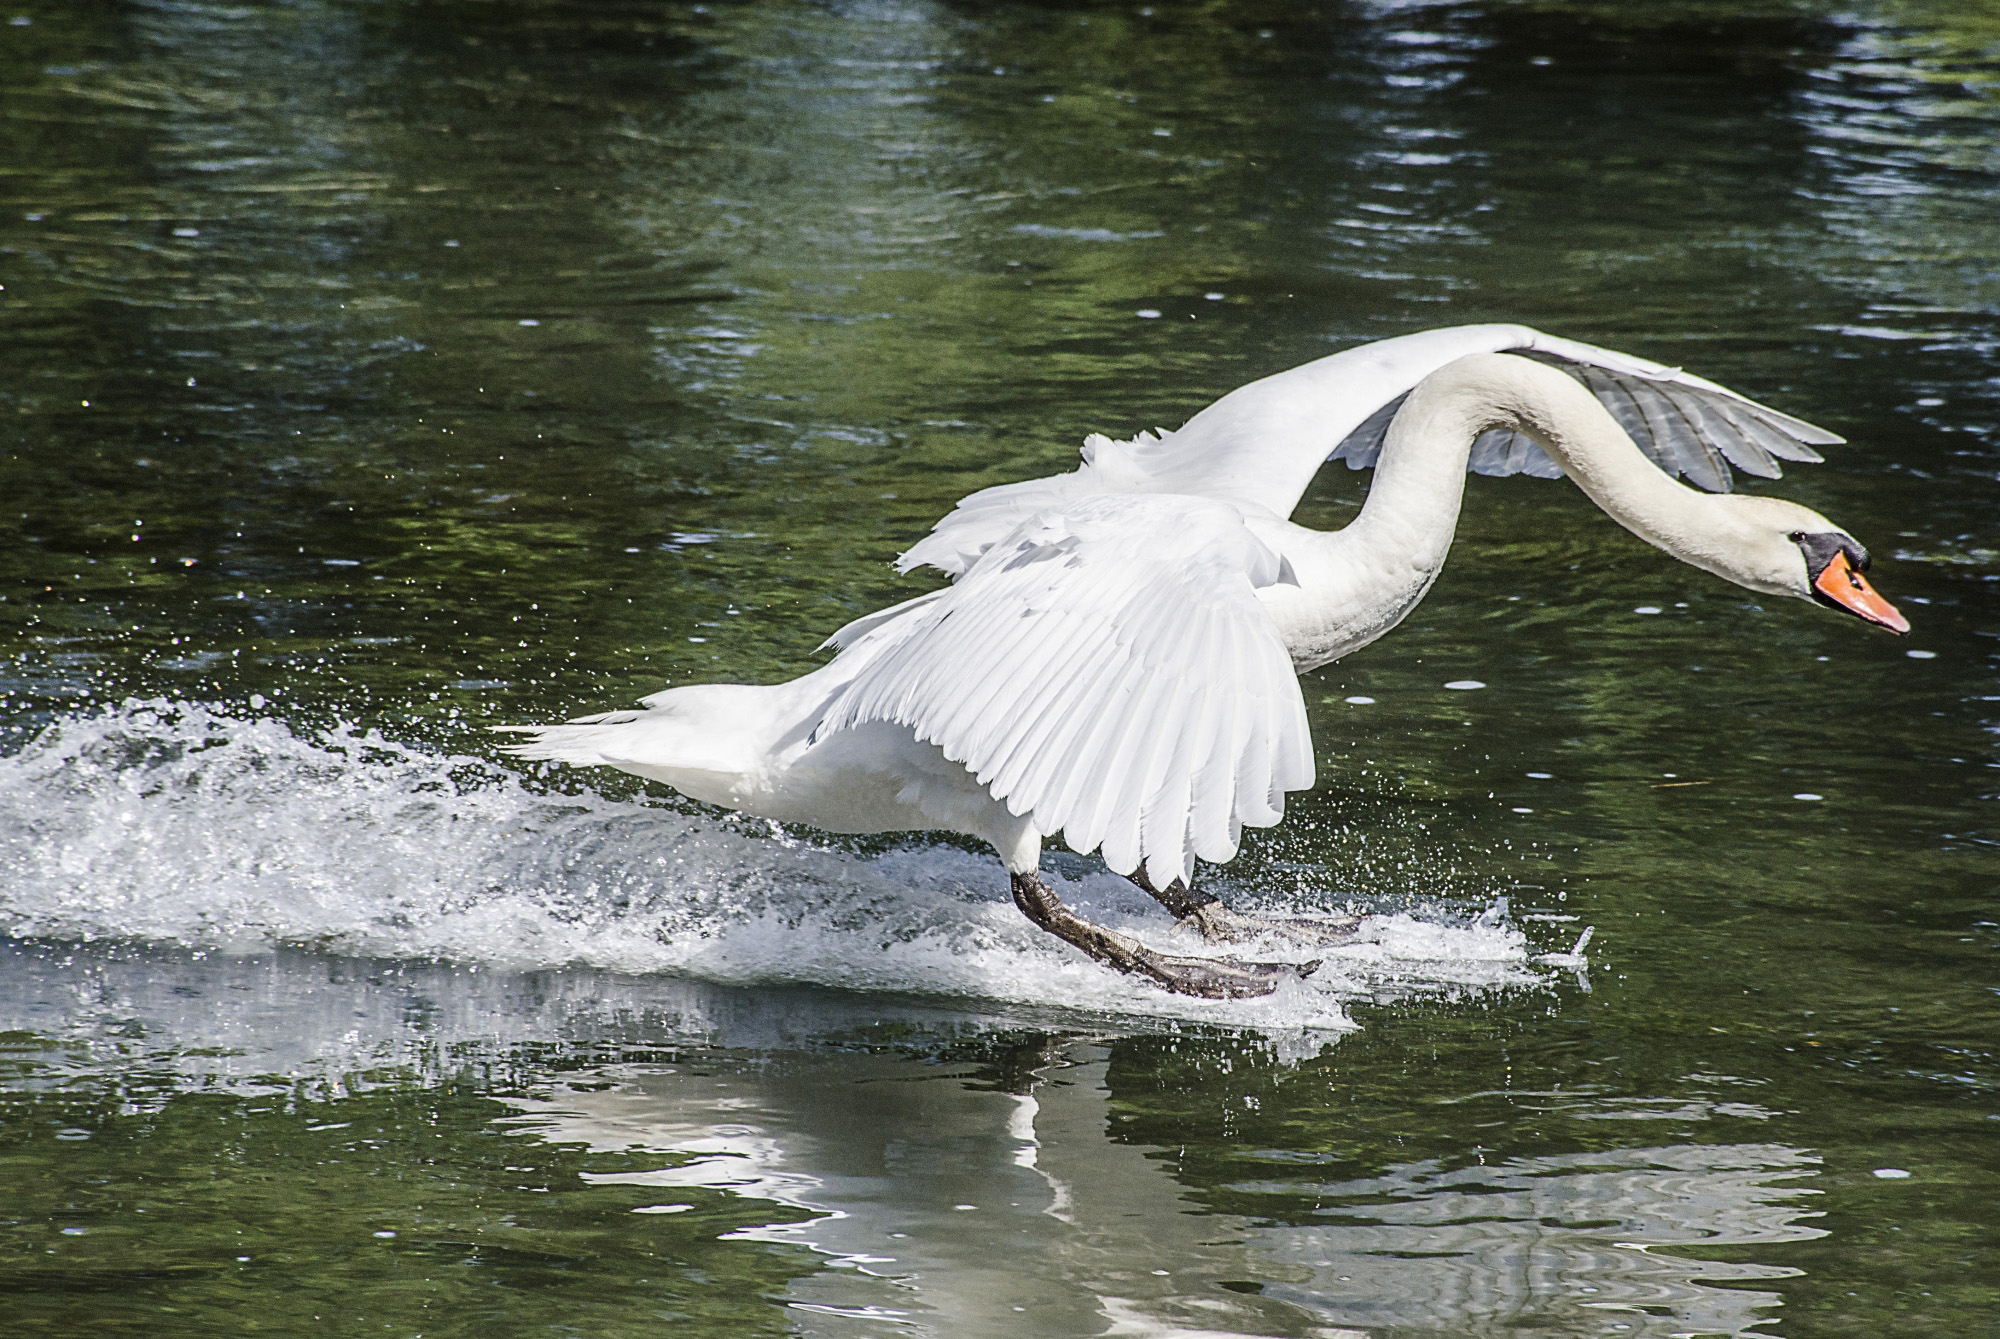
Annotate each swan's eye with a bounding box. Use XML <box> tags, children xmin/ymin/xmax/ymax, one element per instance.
<box><xmin>1787</xmin><ymin>530</ymin><xmax>1805</xmax><ymax>543</ymax></box>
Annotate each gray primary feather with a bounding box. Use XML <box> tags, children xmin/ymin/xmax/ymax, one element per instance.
<box><xmin>1329</xmin><ymin>350</ymin><xmax>1834</xmax><ymax>493</ymax></box>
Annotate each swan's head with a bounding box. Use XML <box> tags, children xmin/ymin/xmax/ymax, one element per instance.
<box><xmin>1697</xmin><ymin>495</ymin><xmax>1909</xmax><ymax>634</ymax></box>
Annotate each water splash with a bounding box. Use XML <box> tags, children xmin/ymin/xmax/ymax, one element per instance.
<box><xmin>0</xmin><ymin>700</ymin><xmax>1564</xmax><ymax>1028</ymax></box>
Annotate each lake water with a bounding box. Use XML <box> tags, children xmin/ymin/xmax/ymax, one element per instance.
<box><xmin>2</xmin><ymin>1</ymin><xmax>1996</xmax><ymax>1334</ymax></box>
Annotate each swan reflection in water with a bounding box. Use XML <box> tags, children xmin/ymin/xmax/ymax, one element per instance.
<box><xmin>5</xmin><ymin>945</ymin><xmax>1820</xmax><ymax>1339</ymax></box>
<box><xmin>520</xmin><ymin>1042</ymin><xmax>1823</xmax><ymax>1339</ymax></box>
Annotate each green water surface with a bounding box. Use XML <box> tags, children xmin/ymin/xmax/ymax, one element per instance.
<box><xmin>2</xmin><ymin>1</ymin><xmax>1997</xmax><ymax>1335</ymax></box>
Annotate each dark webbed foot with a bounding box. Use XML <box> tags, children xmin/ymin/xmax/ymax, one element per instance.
<box><xmin>1180</xmin><ymin>902</ymin><xmax>1363</xmax><ymax>947</ymax></box>
<box><xmin>1010</xmin><ymin>872</ymin><xmax>1317</xmax><ymax>1000</ymax></box>
<box><xmin>1126</xmin><ymin>869</ymin><xmax>1361</xmax><ymax>947</ymax></box>
<box><xmin>1124</xmin><ymin>867</ymin><xmax>1219</xmax><ymax>920</ymax></box>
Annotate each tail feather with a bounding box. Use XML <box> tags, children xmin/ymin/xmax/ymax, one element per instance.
<box><xmin>492</xmin><ymin>681</ymin><xmax>785</xmax><ymax>780</ymax></box>
<box><xmin>491</xmin><ymin>717</ymin><xmax>640</xmax><ymax>767</ymax></box>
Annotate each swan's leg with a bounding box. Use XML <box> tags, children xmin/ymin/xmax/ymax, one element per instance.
<box><xmin>1010</xmin><ymin>872</ymin><xmax>1316</xmax><ymax>1000</ymax></box>
<box><xmin>1127</xmin><ymin>869</ymin><xmax>1363</xmax><ymax>947</ymax></box>
<box><xmin>1127</xmin><ymin>868</ymin><xmax>1219</xmax><ymax>920</ymax></box>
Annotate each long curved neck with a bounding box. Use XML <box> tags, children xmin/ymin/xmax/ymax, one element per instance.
<box><xmin>1267</xmin><ymin>353</ymin><xmax>1709</xmax><ymax>668</ymax></box>
<box><xmin>1359</xmin><ymin>352</ymin><xmax>1710</xmax><ymax>548</ymax></box>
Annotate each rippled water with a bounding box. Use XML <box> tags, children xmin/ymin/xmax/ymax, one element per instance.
<box><xmin>2</xmin><ymin>1</ymin><xmax>1996</xmax><ymax>1335</ymax></box>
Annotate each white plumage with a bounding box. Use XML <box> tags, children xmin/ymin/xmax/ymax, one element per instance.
<box><xmin>818</xmin><ymin>495</ymin><xmax>1312</xmax><ymax>888</ymax></box>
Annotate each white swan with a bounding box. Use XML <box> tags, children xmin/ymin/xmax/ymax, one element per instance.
<box><xmin>501</xmin><ymin>325</ymin><xmax>1907</xmax><ymax>998</ymax></box>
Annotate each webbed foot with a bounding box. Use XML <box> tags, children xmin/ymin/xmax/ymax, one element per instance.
<box><xmin>1178</xmin><ymin>902</ymin><xmax>1363</xmax><ymax>948</ymax></box>
<box><xmin>1011</xmin><ymin>872</ymin><xmax>1318</xmax><ymax>999</ymax></box>
<box><xmin>1125</xmin><ymin>869</ymin><xmax>1362</xmax><ymax>949</ymax></box>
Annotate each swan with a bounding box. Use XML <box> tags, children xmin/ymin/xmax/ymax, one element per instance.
<box><xmin>500</xmin><ymin>324</ymin><xmax>1907</xmax><ymax>998</ymax></box>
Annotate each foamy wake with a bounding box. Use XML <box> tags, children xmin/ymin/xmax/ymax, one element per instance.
<box><xmin>0</xmin><ymin>700</ymin><xmax>1576</xmax><ymax>1030</ymax></box>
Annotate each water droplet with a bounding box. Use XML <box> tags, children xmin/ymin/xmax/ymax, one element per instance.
<box><xmin>1906</xmin><ymin>649</ymin><xmax>1936</xmax><ymax>659</ymax></box>
<box><xmin>517</xmin><ymin>319</ymin><xmax>540</xmax><ymax>327</ymax></box>
<box><xmin>1872</xmin><ymin>1168</ymin><xmax>1911</xmax><ymax>1178</ymax></box>
<box><xmin>1204</xmin><ymin>291</ymin><xmax>1225</xmax><ymax>300</ymax></box>
<box><xmin>373</xmin><ymin>1230</ymin><xmax>397</xmax><ymax>1238</ymax></box>
<box><xmin>1343</xmin><ymin>695</ymin><xmax>1375</xmax><ymax>705</ymax></box>
<box><xmin>1135</xmin><ymin>309</ymin><xmax>1162</xmax><ymax>319</ymax></box>
<box><xmin>1633</xmin><ymin>606</ymin><xmax>1662</xmax><ymax>615</ymax></box>
<box><xmin>1526</xmin><ymin>772</ymin><xmax>1552</xmax><ymax>779</ymax></box>
<box><xmin>1793</xmin><ymin>793</ymin><xmax>1823</xmax><ymax>802</ymax></box>
<box><xmin>1443</xmin><ymin>680</ymin><xmax>1485</xmax><ymax>690</ymax></box>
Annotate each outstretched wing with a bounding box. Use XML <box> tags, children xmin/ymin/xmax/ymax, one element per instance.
<box><xmin>820</xmin><ymin>494</ymin><xmax>1312</xmax><ymax>888</ymax></box>
<box><xmin>900</xmin><ymin>324</ymin><xmax>1843</xmax><ymax>577</ymax></box>
<box><xmin>1329</xmin><ymin>348</ymin><xmax>1837</xmax><ymax>494</ymax></box>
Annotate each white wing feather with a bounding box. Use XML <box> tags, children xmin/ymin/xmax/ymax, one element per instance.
<box><xmin>819</xmin><ymin>494</ymin><xmax>1313</xmax><ymax>887</ymax></box>
<box><xmin>900</xmin><ymin>323</ymin><xmax>1841</xmax><ymax>578</ymax></box>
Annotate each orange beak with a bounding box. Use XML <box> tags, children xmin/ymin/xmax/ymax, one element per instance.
<box><xmin>1813</xmin><ymin>551</ymin><xmax>1910</xmax><ymax>634</ymax></box>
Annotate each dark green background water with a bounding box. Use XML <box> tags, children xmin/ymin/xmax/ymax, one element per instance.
<box><xmin>2</xmin><ymin>0</ymin><xmax>1996</xmax><ymax>1334</ymax></box>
